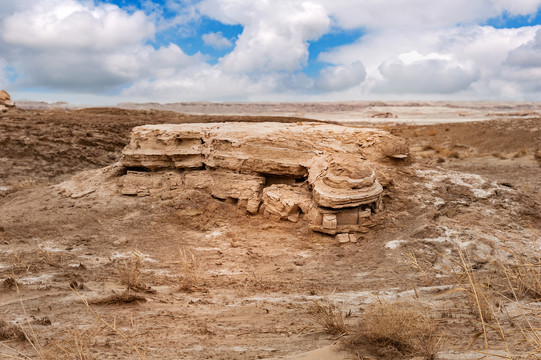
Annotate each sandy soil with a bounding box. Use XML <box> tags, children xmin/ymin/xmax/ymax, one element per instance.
<box><xmin>0</xmin><ymin>107</ymin><xmax>540</xmax><ymax>359</ymax></box>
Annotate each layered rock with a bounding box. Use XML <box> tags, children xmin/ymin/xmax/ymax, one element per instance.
<box><xmin>121</xmin><ymin>122</ymin><xmax>408</xmax><ymax>237</ymax></box>
<box><xmin>0</xmin><ymin>90</ymin><xmax>15</xmax><ymax>112</ymax></box>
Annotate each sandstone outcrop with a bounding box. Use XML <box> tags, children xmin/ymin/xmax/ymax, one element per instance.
<box><xmin>121</xmin><ymin>122</ymin><xmax>409</xmax><ymax>237</ymax></box>
<box><xmin>0</xmin><ymin>90</ymin><xmax>15</xmax><ymax>112</ymax></box>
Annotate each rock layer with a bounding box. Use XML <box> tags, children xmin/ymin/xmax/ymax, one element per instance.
<box><xmin>121</xmin><ymin>122</ymin><xmax>408</xmax><ymax>237</ymax></box>
<box><xmin>0</xmin><ymin>90</ymin><xmax>15</xmax><ymax>112</ymax></box>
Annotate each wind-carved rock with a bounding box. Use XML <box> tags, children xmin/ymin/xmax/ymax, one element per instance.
<box><xmin>121</xmin><ymin>122</ymin><xmax>408</xmax><ymax>238</ymax></box>
<box><xmin>0</xmin><ymin>90</ymin><xmax>15</xmax><ymax>112</ymax></box>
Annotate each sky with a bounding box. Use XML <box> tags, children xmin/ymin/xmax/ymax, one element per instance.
<box><xmin>0</xmin><ymin>0</ymin><xmax>540</xmax><ymax>104</ymax></box>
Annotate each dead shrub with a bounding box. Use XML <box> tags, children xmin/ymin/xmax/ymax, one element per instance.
<box><xmin>361</xmin><ymin>300</ymin><xmax>443</xmax><ymax>359</ymax></box>
<box><xmin>0</xmin><ymin>320</ymin><xmax>26</xmax><ymax>341</ymax></box>
<box><xmin>114</xmin><ymin>250</ymin><xmax>146</xmax><ymax>292</ymax></box>
<box><xmin>308</xmin><ymin>295</ymin><xmax>348</xmax><ymax>336</ymax></box>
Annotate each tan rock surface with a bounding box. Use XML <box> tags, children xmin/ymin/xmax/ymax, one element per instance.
<box><xmin>121</xmin><ymin>122</ymin><xmax>409</xmax><ymax>173</ymax></box>
<box><xmin>0</xmin><ymin>90</ymin><xmax>15</xmax><ymax>110</ymax></box>
<box><xmin>121</xmin><ymin>122</ymin><xmax>406</xmax><ymax>237</ymax></box>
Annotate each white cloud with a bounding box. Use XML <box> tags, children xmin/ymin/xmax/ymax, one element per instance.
<box><xmin>320</xmin><ymin>0</ymin><xmax>541</xmax><ymax>30</ymax></box>
<box><xmin>0</xmin><ymin>0</ymin><xmax>207</xmax><ymax>92</ymax></box>
<box><xmin>202</xmin><ymin>31</ymin><xmax>233</xmax><ymax>48</ymax></box>
<box><xmin>501</xmin><ymin>29</ymin><xmax>541</xmax><ymax>92</ymax></box>
<box><xmin>198</xmin><ymin>0</ymin><xmax>330</xmax><ymax>72</ymax></box>
<box><xmin>316</xmin><ymin>61</ymin><xmax>366</xmax><ymax>91</ymax></box>
<box><xmin>374</xmin><ymin>51</ymin><xmax>480</xmax><ymax>94</ymax></box>
<box><xmin>505</xmin><ymin>29</ymin><xmax>541</xmax><ymax>68</ymax></box>
<box><xmin>1</xmin><ymin>1</ymin><xmax>154</xmax><ymax>50</ymax></box>
<box><xmin>122</xmin><ymin>65</ymin><xmax>277</xmax><ymax>101</ymax></box>
<box><xmin>319</xmin><ymin>25</ymin><xmax>541</xmax><ymax>98</ymax></box>
<box><xmin>2</xmin><ymin>0</ymin><xmax>541</xmax><ymax>102</ymax></box>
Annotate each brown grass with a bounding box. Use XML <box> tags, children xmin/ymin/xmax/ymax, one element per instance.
<box><xmin>176</xmin><ymin>246</ymin><xmax>201</xmax><ymax>291</ymax></box>
<box><xmin>437</xmin><ymin>242</ymin><xmax>541</xmax><ymax>358</ymax></box>
<box><xmin>359</xmin><ymin>299</ymin><xmax>443</xmax><ymax>359</ymax></box>
<box><xmin>47</xmin><ymin>320</ymin><xmax>106</xmax><ymax>360</ymax></box>
<box><xmin>308</xmin><ymin>295</ymin><xmax>348</xmax><ymax>336</ymax></box>
<box><xmin>114</xmin><ymin>250</ymin><xmax>145</xmax><ymax>292</ymax></box>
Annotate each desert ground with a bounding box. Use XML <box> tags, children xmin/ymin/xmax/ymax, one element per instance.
<box><xmin>0</xmin><ymin>103</ymin><xmax>540</xmax><ymax>359</ymax></box>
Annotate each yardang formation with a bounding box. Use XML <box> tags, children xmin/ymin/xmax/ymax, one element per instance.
<box><xmin>120</xmin><ymin>122</ymin><xmax>409</xmax><ymax>238</ymax></box>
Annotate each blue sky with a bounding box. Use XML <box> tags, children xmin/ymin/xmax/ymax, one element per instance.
<box><xmin>0</xmin><ymin>0</ymin><xmax>540</xmax><ymax>104</ymax></box>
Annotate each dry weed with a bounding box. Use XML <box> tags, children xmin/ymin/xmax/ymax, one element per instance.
<box><xmin>114</xmin><ymin>250</ymin><xmax>146</xmax><ymax>292</ymax></box>
<box><xmin>72</xmin><ymin>288</ymin><xmax>145</xmax><ymax>359</ymax></box>
<box><xmin>308</xmin><ymin>293</ymin><xmax>348</xmax><ymax>336</ymax></box>
<box><xmin>442</xmin><ymin>246</ymin><xmax>497</xmax><ymax>323</ymax></box>
<box><xmin>406</xmin><ymin>252</ymin><xmax>435</xmax><ymax>286</ymax></box>
<box><xmin>361</xmin><ymin>299</ymin><xmax>443</xmax><ymax>359</ymax></box>
<box><xmin>38</xmin><ymin>247</ymin><xmax>63</xmax><ymax>268</ymax></box>
<box><xmin>47</xmin><ymin>320</ymin><xmax>106</xmax><ymax>360</ymax></box>
<box><xmin>495</xmin><ymin>248</ymin><xmax>541</xmax><ymax>300</ymax></box>
<box><xmin>0</xmin><ymin>320</ymin><xmax>26</xmax><ymax>342</ymax></box>
<box><xmin>176</xmin><ymin>246</ymin><xmax>200</xmax><ymax>291</ymax></box>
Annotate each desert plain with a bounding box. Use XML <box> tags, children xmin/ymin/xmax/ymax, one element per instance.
<box><xmin>0</xmin><ymin>101</ymin><xmax>540</xmax><ymax>359</ymax></box>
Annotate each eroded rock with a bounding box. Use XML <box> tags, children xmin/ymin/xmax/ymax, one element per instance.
<box><xmin>120</xmin><ymin>122</ymin><xmax>409</xmax><ymax>238</ymax></box>
<box><xmin>0</xmin><ymin>90</ymin><xmax>15</xmax><ymax>111</ymax></box>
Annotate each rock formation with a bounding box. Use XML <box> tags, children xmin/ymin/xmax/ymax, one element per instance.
<box><xmin>0</xmin><ymin>90</ymin><xmax>15</xmax><ymax>112</ymax></box>
<box><xmin>120</xmin><ymin>122</ymin><xmax>409</xmax><ymax>238</ymax></box>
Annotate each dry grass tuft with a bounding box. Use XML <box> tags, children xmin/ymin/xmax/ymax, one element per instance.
<box><xmin>308</xmin><ymin>295</ymin><xmax>348</xmax><ymax>336</ymax></box>
<box><xmin>495</xmin><ymin>248</ymin><xmax>541</xmax><ymax>300</ymax></box>
<box><xmin>176</xmin><ymin>246</ymin><xmax>201</xmax><ymax>292</ymax></box>
<box><xmin>114</xmin><ymin>250</ymin><xmax>146</xmax><ymax>292</ymax></box>
<box><xmin>438</xmin><ymin>243</ymin><xmax>541</xmax><ymax>358</ymax></box>
<box><xmin>47</xmin><ymin>320</ymin><xmax>106</xmax><ymax>360</ymax></box>
<box><xmin>361</xmin><ymin>299</ymin><xmax>443</xmax><ymax>359</ymax></box>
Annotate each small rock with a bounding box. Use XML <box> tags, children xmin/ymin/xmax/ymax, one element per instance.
<box><xmin>246</xmin><ymin>199</ymin><xmax>260</xmax><ymax>214</ymax></box>
<box><xmin>113</xmin><ymin>237</ymin><xmax>128</xmax><ymax>246</ymax></box>
<box><xmin>336</xmin><ymin>233</ymin><xmax>350</xmax><ymax>243</ymax></box>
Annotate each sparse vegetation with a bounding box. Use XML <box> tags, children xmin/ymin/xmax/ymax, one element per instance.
<box><xmin>359</xmin><ymin>299</ymin><xmax>443</xmax><ymax>359</ymax></box>
<box><xmin>308</xmin><ymin>294</ymin><xmax>348</xmax><ymax>336</ymax></box>
<box><xmin>176</xmin><ymin>246</ymin><xmax>201</xmax><ymax>291</ymax></box>
<box><xmin>0</xmin><ymin>280</ymin><xmax>145</xmax><ymax>359</ymax></box>
<box><xmin>114</xmin><ymin>250</ymin><xmax>145</xmax><ymax>292</ymax></box>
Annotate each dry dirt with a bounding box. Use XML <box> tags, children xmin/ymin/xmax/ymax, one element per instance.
<box><xmin>0</xmin><ymin>106</ymin><xmax>540</xmax><ymax>359</ymax></box>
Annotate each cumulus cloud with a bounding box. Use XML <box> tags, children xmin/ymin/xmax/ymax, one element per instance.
<box><xmin>122</xmin><ymin>65</ymin><xmax>277</xmax><ymax>101</ymax></box>
<box><xmin>505</xmin><ymin>29</ymin><xmax>541</xmax><ymax>68</ymax></box>
<box><xmin>202</xmin><ymin>32</ymin><xmax>233</xmax><ymax>48</ymax></box>
<box><xmin>316</xmin><ymin>61</ymin><xmax>366</xmax><ymax>91</ymax></box>
<box><xmin>198</xmin><ymin>0</ymin><xmax>330</xmax><ymax>73</ymax></box>
<box><xmin>0</xmin><ymin>0</ymin><xmax>157</xmax><ymax>91</ymax></box>
<box><xmin>373</xmin><ymin>52</ymin><xmax>480</xmax><ymax>94</ymax></box>
<box><xmin>320</xmin><ymin>0</ymin><xmax>541</xmax><ymax>30</ymax></box>
<box><xmin>2</xmin><ymin>0</ymin><xmax>541</xmax><ymax>101</ymax></box>
<box><xmin>1</xmin><ymin>1</ymin><xmax>154</xmax><ymax>50</ymax></box>
<box><xmin>500</xmin><ymin>29</ymin><xmax>541</xmax><ymax>92</ymax></box>
<box><xmin>0</xmin><ymin>0</ymin><xmax>208</xmax><ymax>92</ymax></box>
